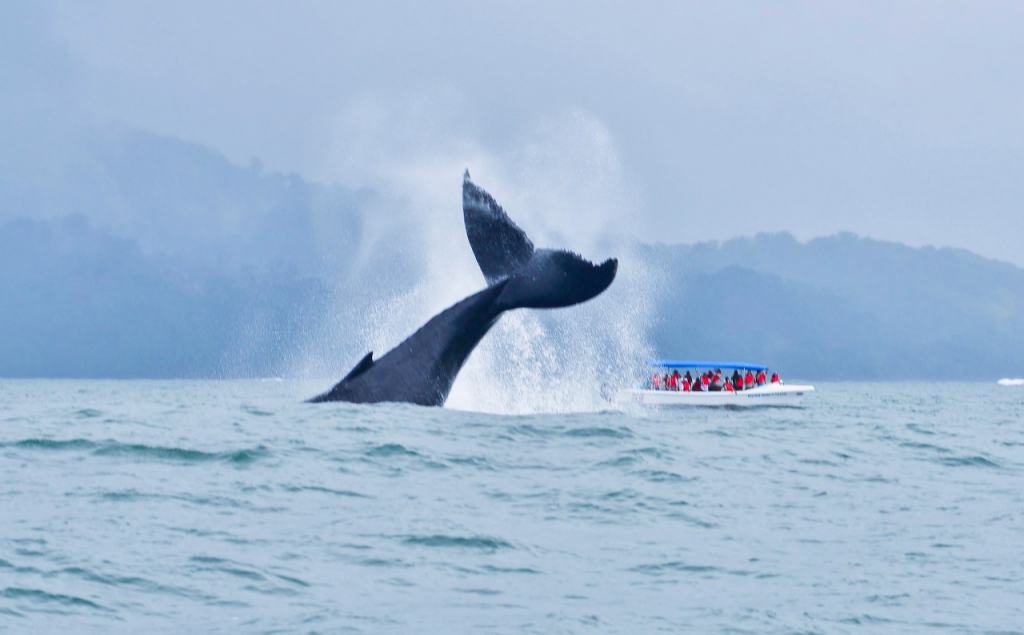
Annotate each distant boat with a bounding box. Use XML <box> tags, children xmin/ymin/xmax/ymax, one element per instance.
<box><xmin>998</xmin><ymin>378</ymin><xmax>1024</xmax><ymax>386</ymax></box>
<box><xmin>619</xmin><ymin>360</ymin><xmax>814</xmax><ymax>408</ymax></box>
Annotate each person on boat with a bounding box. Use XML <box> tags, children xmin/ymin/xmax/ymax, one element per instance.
<box><xmin>701</xmin><ymin>372</ymin><xmax>711</xmax><ymax>390</ymax></box>
<box><xmin>756</xmin><ymin>369</ymin><xmax>767</xmax><ymax>385</ymax></box>
<box><xmin>671</xmin><ymin>370</ymin><xmax>682</xmax><ymax>390</ymax></box>
<box><xmin>724</xmin><ymin>378</ymin><xmax>735</xmax><ymax>392</ymax></box>
<box><xmin>667</xmin><ymin>372</ymin><xmax>678</xmax><ymax>391</ymax></box>
<box><xmin>651</xmin><ymin>373</ymin><xmax>661</xmax><ymax>390</ymax></box>
<box><xmin>744</xmin><ymin>369</ymin><xmax>755</xmax><ymax>390</ymax></box>
<box><xmin>684</xmin><ymin>370</ymin><xmax>693</xmax><ymax>384</ymax></box>
<box><xmin>709</xmin><ymin>372</ymin><xmax>722</xmax><ymax>392</ymax></box>
<box><xmin>731</xmin><ymin>369</ymin><xmax>743</xmax><ymax>391</ymax></box>
<box><xmin>770</xmin><ymin>372</ymin><xmax>781</xmax><ymax>384</ymax></box>
<box><xmin>681</xmin><ymin>376</ymin><xmax>691</xmax><ymax>391</ymax></box>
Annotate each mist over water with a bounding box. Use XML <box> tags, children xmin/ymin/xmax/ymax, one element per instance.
<box><xmin>2</xmin><ymin>380</ymin><xmax>1021</xmax><ymax>633</ymax></box>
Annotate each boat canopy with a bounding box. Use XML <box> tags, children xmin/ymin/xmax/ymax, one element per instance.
<box><xmin>651</xmin><ymin>360</ymin><xmax>769</xmax><ymax>371</ymax></box>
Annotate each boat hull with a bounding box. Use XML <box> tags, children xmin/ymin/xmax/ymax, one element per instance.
<box><xmin>618</xmin><ymin>384</ymin><xmax>815</xmax><ymax>408</ymax></box>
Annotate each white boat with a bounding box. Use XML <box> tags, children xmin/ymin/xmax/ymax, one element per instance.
<box><xmin>620</xmin><ymin>382</ymin><xmax>815</xmax><ymax>408</ymax></box>
<box><xmin>618</xmin><ymin>360</ymin><xmax>814</xmax><ymax>408</ymax></box>
<box><xmin>998</xmin><ymin>378</ymin><xmax>1024</xmax><ymax>387</ymax></box>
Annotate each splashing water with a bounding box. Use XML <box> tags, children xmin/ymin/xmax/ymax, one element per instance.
<box><xmin>293</xmin><ymin>108</ymin><xmax>657</xmax><ymax>412</ymax></box>
<box><xmin>448</xmin><ymin>251</ymin><xmax>657</xmax><ymax>414</ymax></box>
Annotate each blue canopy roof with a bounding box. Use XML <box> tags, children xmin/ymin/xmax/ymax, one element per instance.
<box><xmin>651</xmin><ymin>360</ymin><xmax>769</xmax><ymax>371</ymax></box>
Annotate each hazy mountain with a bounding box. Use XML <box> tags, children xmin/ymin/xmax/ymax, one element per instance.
<box><xmin>0</xmin><ymin>126</ymin><xmax>410</xmax><ymax>378</ymax></box>
<box><xmin>641</xmin><ymin>235</ymin><xmax>1024</xmax><ymax>379</ymax></box>
<box><xmin>1</xmin><ymin>127</ymin><xmax>1021</xmax><ymax>380</ymax></box>
<box><xmin>0</xmin><ymin>215</ymin><xmax>331</xmax><ymax>377</ymax></box>
<box><xmin>1</xmin><ymin>124</ymin><xmax>370</xmax><ymax>277</ymax></box>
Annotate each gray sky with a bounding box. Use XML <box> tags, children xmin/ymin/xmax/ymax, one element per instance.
<box><xmin>12</xmin><ymin>1</ymin><xmax>1024</xmax><ymax>264</ymax></box>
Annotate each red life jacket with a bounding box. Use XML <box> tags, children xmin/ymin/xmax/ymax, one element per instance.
<box><xmin>667</xmin><ymin>375</ymin><xmax>678</xmax><ymax>389</ymax></box>
<box><xmin>756</xmin><ymin>371</ymin><xmax>766</xmax><ymax>384</ymax></box>
<box><xmin>724</xmin><ymin>380</ymin><xmax>734</xmax><ymax>392</ymax></box>
<box><xmin>744</xmin><ymin>372</ymin><xmax>754</xmax><ymax>387</ymax></box>
<box><xmin>702</xmin><ymin>375</ymin><xmax>710</xmax><ymax>386</ymax></box>
<box><xmin>771</xmin><ymin>373</ymin><xmax>780</xmax><ymax>383</ymax></box>
<box><xmin>682</xmin><ymin>380</ymin><xmax>691</xmax><ymax>391</ymax></box>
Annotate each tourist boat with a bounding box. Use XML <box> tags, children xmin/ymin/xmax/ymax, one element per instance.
<box><xmin>619</xmin><ymin>360</ymin><xmax>814</xmax><ymax>407</ymax></box>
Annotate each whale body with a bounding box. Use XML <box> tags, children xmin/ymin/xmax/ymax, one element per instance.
<box><xmin>309</xmin><ymin>173</ymin><xmax>617</xmax><ymax>406</ymax></box>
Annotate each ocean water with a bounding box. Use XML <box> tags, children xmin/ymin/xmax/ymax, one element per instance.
<box><xmin>1</xmin><ymin>380</ymin><xmax>1022</xmax><ymax>634</ymax></box>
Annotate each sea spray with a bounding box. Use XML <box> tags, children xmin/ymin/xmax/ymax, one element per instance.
<box><xmin>447</xmin><ymin>246</ymin><xmax>657</xmax><ymax>414</ymax></box>
<box><xmin>291</xmin><ymin>107</ymin><xmax>658</xmax><ymax>411</ymax></box>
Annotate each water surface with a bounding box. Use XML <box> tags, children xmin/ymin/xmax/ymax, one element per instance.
<box><xmin>1</xmin><ymin>381</ymin><xmax>1022</xmax><ymax>633</ymax></box>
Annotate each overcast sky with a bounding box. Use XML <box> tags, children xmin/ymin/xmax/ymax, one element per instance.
<box><xmin>9</xmin><ymin>1</ymin><xmax>1024</xmax><ymax>265</ymax></box>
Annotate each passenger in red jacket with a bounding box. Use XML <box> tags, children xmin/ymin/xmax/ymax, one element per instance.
<box><xmin>681</xmin><ymin>378</ymin><xmax>691</xmax><ymax>391</ymax></box>
<box><xmin>724</xmin><ymin>378</ymin><xmax>735</xmax><ymax>392</ymax></box>
<box><xmin>667</xmin><ymin>373</ymin><xmax>678</xmax><ymax>390</ymax></box>
<box><xmin>744</xmin><ymin>370</ymin><xmax>755</xmax><ymax>389</ymax></box>
<box><xmin>651</xmin><ymin>373</ymin><xmax>661</xmax><ymax>390</ymax></box>
<box><xmin>756</xmin><ymin>370</ymin><xmax>767</xmax><ymax>385</ymax></box>
<box><xmin>770</xmin><ymin>372</ymin><xmax>780</xmax><ymax>384</ymax></box>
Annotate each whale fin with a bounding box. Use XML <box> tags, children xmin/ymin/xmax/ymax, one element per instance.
<box><xmin>463</xmin><ymin>172</ymin><xmax>534</xmax><ymax>285</ymax></box>
<box><xmin>308</xmin><ymin>351</ymin><xmax>375</xmax><ymax>402</ymax></box>
<box><xmin>496</xmin><ymin>249</ymin><xmax>618</xmax><ymax>310</ymax></box>
<box><xmin>342</xmin><ymin>351</ymin><xmax>375</xmax><ymax>381</ymax></box>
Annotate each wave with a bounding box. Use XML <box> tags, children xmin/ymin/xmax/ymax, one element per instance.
<box><xmin>502</xmin><ymin>423</ymin><xmax>634</xmax><ymax>440</ymax></box>
<box><xmin>997</xmin><ymin>378</ymin><xmax>1024</xmax><ymax>386</ymax></box>
<box><xmin>400</xmin><ymin>534</ymin><xmax>512</xmax><ymax>551</ymax></box>
<box><xmin>935</xmin><ymin>456</ymin><xmax>1001</xmax><ymax>468</ymax></box>
<box><xmin>631</xmin><ymin>469</ymin><xmax>692</xmax><ymax>483</ymax></box>
<box><xmin>280</xmin><ymin>484</ymin><xmax>369</xmax><ymax>498</ymax></box>
<box><xmin>1</xmin><ymin>586</ymin><xmax>110</xmax><ymax>612</ymax></box>
<box><xmin>564</xmin><ymin>426</ymin><xmax>633</xmax><ymax>439</ymax></box>
<box><xmin>629</xmin><ymin>561</ymin><xmax>719</xmax><ymax>576</ymax></box>
<box><xmin>9</xmin><ymin>438</ymin><xmax>96</xmax><ymax>451</ymax></box>
<box><xmin>5</xmin><ymin>438</ymin><xmax>267</xmax><ymax>464</ymax></box>
<box><xmin>365</xmin><ymin>443</ymin><xmax>419</xmax><ymax>458</ymax></box>
<box><xmin>188</xmin><ymin>556</ymin><xmax>310</xmax><ymax>589</ymax></box>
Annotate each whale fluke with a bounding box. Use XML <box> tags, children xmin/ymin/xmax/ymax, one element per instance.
<box><xmin>463</xmin><ymin>176</ymin><xmax>534</xmax><ymax>285</ymax></box>
<box><xmin>464</xmin><ymin>174</ymin><xmax>616</xmax><ymax>308</ymax></box>
<box><xmin>496</xmin><ymin>249</ymin><xmax>617</xmax><ymax>310</ymax></box>
<box><xmin>309</xmin><ymin>175</ymin><xmax>618</xmax><ymax>406</ymax></box>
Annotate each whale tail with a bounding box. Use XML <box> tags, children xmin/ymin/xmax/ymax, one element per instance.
<box><xmin>309</xmin><ymin>173</ymin><xmax>618</xmax><ymax>406</ymax></box>
<box><xmin>463</xmin><ymin>171</ymin><xmax>617</xmax><ymax>310</ymax></box>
